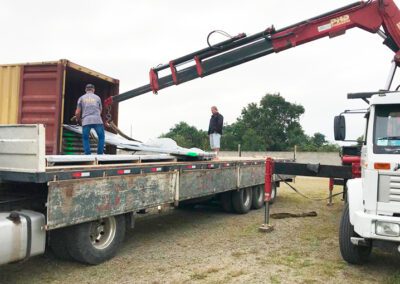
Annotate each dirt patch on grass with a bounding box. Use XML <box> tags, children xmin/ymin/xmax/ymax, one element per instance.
<box><xmin>1</xmin><ymin>177</ymin><xmax>400</xmax><ymax>283</ymax></box>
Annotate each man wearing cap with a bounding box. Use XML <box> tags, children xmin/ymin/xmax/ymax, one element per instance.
<box><xmin>75</xmin><ymin>84</ymin><xmax>105</xmax><ymax>155</ymax></box>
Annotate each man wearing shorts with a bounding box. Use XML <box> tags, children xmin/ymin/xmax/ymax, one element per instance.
<box><xmin>208</xmin><ymin>106</ymin><xmax>224</xmax><ymax>156</ymax></box>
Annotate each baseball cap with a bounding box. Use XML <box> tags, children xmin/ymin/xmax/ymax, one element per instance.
<box><xmin>85</xmin><ymin>83</ymin><xmax>95</xmax><ymax>89</ymax></box>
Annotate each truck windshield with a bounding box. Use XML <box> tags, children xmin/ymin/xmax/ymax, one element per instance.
<box><xmin>374</xmin><ymin>104</ymin><xmax>400</xmax><ymax>154</ymax></box>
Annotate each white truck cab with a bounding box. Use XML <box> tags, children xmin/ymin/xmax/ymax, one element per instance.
<box><xmin>336</xmin><ymin>91</ymin><xmax>400</xmax><ymax>264</ymax></box>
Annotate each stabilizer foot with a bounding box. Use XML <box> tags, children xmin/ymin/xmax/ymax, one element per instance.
<box><xmin>259</xmin><ymin>224</ymin><xmax>274</xmax><ymax>233</ymax></box>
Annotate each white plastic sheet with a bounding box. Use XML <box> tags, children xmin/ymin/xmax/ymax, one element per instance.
<box><xmin>63</xmin><ymin>125</ymin><xmax>215</xmax><ymax>160</ymax></box>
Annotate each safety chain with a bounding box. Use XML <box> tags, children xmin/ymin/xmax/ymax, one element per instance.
<box><xmin>106</xmin><ymin>106</ymin><xmax>112</xmax><ymax>123</ymax></box>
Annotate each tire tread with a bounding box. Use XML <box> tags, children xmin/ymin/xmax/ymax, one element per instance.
<box><xmin>339</xmin><ymin>204</ymin><xmax>371</xmax><ymax>264</ymax></box>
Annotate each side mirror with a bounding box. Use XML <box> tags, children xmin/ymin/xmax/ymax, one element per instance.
<box><xmin>334</xmin><ymin>115</ymin><xmax>346</xmax><ymax>141</ymax></box>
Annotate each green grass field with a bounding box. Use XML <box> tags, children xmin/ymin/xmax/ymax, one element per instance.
<box><xmin>1</xmin><ymin>177</ymin><xmax>400</xmax><ymax>284</ymax></box>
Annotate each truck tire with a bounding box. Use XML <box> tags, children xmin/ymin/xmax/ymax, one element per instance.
<box><xmin>251</xmin><ymin>185</ymin><xmax>264</xmax><ymax>209</ymax></box>
<box><xmin>343</xmin><ymin>183</ymin><xmax>348</xmax><ymax>203</ymax></box>
<box><xmin>339</xmin><ymin>204</ymin><xmax>371</xmax><ymax>264</ymax></box>
<box><xmin>220</xmin><ymin>191</ymin><xmax>233</xmax><ymax>213</ymax></box>
<box><xmin>66</xmin><ymin>215</ymin><xmax>126</xmax><ymax>265</ymax></box>
<box><xmin>232</xmin><ymin>187</ymin><xmax>252</xmax><ymax>214</ymax></box>
<box><xmin>49</xmin><ymin>228</ymin><xmax>72</xmax><ymax>260</ymax></box>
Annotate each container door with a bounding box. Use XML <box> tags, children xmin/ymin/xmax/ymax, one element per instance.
<box><xmin>0</xmin><ymin>65</ymin><xmax>21</xmax><ymax>124</ymax></box>
<box><xmin>18</xmin><ymin>64</ymin><xmax>64</xmax><ymax>154</ymax></box>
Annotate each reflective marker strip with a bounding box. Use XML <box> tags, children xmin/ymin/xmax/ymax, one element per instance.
<box><xmin>72</xmin><ymin>172</ymin><xmax>91</xmax><ymax>178</ymax></box>
<box><xmin>117</xmin><ymin>169</ymin><xmax>131</xmax><ymax>175</ymax></box>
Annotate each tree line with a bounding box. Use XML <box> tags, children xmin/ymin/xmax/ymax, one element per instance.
<box><xmin>160</xmin><ymin>93</ymin><xmax>339</xmax><ymax>152</ymax></box>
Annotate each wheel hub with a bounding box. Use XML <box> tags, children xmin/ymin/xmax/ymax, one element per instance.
<box><xmin>89</xmin><ymin>217</ymin><xmax>117</xmax><ymax>250</ymax></box>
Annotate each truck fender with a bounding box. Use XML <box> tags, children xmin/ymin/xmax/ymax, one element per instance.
<box><xmin>346</xmin><ymin>178</ymin><xmax>363</xmax><ymax>226</ymax></box>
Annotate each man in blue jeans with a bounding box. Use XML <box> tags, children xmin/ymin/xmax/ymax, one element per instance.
<box><xmin>75</xmin><ymin>84</ymin><xmax>105</xmax><ymax>155</ymax></box>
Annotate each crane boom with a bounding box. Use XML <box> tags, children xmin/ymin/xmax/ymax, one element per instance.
<box><xmin>105</xmin><ymin>0</ymin><xmax>400</xmax><ymax>108</ymax></box>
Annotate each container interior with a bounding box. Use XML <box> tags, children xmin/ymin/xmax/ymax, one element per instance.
<box><xmin>62</xmin><ymin>66</ymin><xmax>119</xmax><ymax>154</ymax></box>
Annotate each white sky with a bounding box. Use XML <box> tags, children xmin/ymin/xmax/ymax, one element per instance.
<box><xmin>2</xmin><ymin>0</ymin><xmax>400</xmax><ymax>144</ymax></box>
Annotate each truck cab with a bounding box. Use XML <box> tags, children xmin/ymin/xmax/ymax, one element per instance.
<box><xmin>336</xmin><ymin>92</ymin><xmax>400</xmax><ymax>264</ymax></box>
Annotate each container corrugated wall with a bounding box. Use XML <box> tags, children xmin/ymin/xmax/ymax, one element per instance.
<box><xmin>0</xmin><ymin>65</ymin><xmax>21</xmax><ymax>124</ymax></box>
<box><xmin>19</xmin><ymin>64</ymin><xmax>63</xmax><ymax>154</ymax></box>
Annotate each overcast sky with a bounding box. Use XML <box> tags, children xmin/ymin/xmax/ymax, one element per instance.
<box><xmin>2</xmin><ymin>0</ymin><xmax>400</xmax><ymax>144</ymax></box>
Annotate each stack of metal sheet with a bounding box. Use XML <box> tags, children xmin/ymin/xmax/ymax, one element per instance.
<box><xmin>62</xmin><ymin>129</ymin><xmax>102</xmax><ymax>155</ymax></box>
<box><xmin>63</xmin><ymin>125</ymin><xmax>215</xmax><ymax>160</ymax></box>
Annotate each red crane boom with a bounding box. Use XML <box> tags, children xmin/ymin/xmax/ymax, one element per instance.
<box><xmin>104</xmin><ymin>0</ymin><xmax>400</xmax><ymax>109</ymax></box>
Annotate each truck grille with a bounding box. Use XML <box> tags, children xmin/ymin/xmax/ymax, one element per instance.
<box><xmin>389</xmin><ymin>176</ymin><xmax>400</xmax><ymax>202</ymax></box>
<box><xmin>379</xmin><ymin>174</ymin><xmax>400</xmax><ymax>203</ymax></box>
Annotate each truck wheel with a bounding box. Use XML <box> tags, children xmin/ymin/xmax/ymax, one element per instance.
<box><xmin>220</xmin><ymin>191</ymin><xmax>233</xmax><ymax>213</ymax></box>
<box><xmin>251</xmin><ymin>185</ymin><xmax>264</xmax><ymax>209</ymax></box>
<box><xmin>66</xmin><ymin>215</ymin><xmax>126</xmax><ymax>265</ymax></box>
<box><xmin>49</xmin><ymin>228</ymin><xmax>72</xmax><ymax>260</ymax></box>
<box><xmin>232</xmin><ymin>187</ymin><xmax>252</xmax><ymax>214</ymax></box>
<box><xmin>339</xmin><ymin>204</ymin><xmax>371</xmax><ymax>264</ymax></box>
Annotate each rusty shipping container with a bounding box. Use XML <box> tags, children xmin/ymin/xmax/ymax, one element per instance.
<box><xmin>0</xmin><ymin>60</ymin><xmax>119</xmax><ymax>154</ymax></box>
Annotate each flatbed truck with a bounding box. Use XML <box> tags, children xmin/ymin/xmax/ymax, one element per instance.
<box><xmin>0</xmin><ymin>124</ymin><xmax>286</xmax><ymax>265</ymax></box>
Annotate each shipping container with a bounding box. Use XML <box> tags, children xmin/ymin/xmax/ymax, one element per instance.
<box><xmin>0</xmin><ymin>60</ymin><xmax>119</xmax><ymax>154</ymax></box>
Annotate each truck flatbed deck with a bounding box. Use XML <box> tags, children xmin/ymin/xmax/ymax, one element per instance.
<box><xmin>0</xmin><ymin>155</ymin><xmax>266</xmax><ymax>183</ymax></box>
<box><xmin>0</xmin><ymin>124</ymin><xmax>293</xmax><ymax>265</ymax></box>
<box><xmin>0</xmin><ymin>124</ymin><xmax>290</xmax><ymax>233</ymax></box>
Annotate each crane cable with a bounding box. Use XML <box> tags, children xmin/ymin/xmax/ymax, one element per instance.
<box><xmin>276</xmin><ymin>174</ymin><xmax>343</xmax><ymax>201</ymax></box>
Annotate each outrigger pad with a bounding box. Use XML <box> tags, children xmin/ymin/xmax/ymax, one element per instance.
<box><xmin>259</xmin><ymin>224</ymin><xmax>274</xmax><ymax>233</ymax></box>
<box><xmin>270</xmin><ymin>211</ymin><xmax>318</xmax><ymax>219</ymax></box>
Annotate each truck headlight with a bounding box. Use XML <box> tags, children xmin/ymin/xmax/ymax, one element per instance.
<box><xmin>375</xmin><ymin>221</ymin><xmax>400</xmax><ymax>237</ymax></box>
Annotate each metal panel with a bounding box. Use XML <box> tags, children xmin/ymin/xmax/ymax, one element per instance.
<box><xmin>179</xmin><ymin>169</ymin><xmax>237</xmax><ymax>199</ymax></box>
<box><xmin>0</xmin><ymin>65</ymin><xmax>21</xmax><ymax>124</ymax></box>
<box><xmin>18</xmin><ymin>63</ymin><xmax>63</xmax><ymax>155</ymax></box>
<box><xmin>66</xmin><ymin>60</ymin><xmax>118</xmax><ymax>84</ymax></box>
<box><xmin>0</xmin><ymin>124</ymin><xmax>46</xmax><ymax>173</ymax></box>
<box><xmin>239</xmin><ymin>165</ymin><xmax>266</xmax><ymax>187</ymax></box>
<box><xmin>47</xmin><ymin>173</ymin><xmax>176</xmax><ymax>229</ymax></box>
<box><xmin>274</xmin><ymin>162</ymin><xmax>353</xmax><ymax>178</ymax></box>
